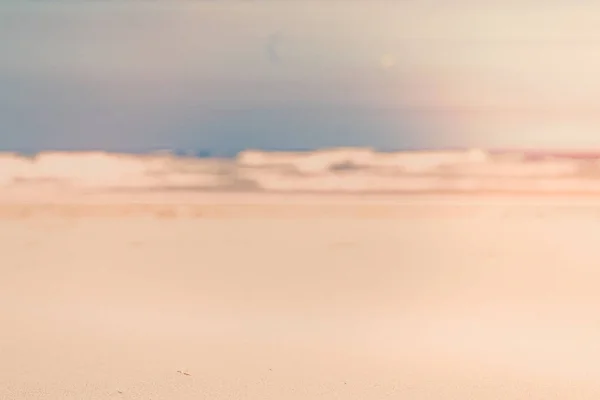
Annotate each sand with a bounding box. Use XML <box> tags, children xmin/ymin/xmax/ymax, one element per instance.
<box><xmin>2</xmin><ymin>192</ymin><xmax>600</xmax><ymax>399</ymax></box>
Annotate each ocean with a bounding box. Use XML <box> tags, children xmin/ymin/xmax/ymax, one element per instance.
<box><xmin>1</xmin><ymin>147</ymin><xmax>600</xmax><ymax>195</ymax></box>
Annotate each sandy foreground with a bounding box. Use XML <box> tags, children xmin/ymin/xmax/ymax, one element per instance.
<box><xmin>2</xmin><ymin>192</ymin><xmax>600</xmax><ymax>399</ymax></box>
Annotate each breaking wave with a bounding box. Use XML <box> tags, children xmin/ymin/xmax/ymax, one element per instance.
<box><xmin>3</xmin><ymin>148</ymin><xmax>600</xmax><ymax>194</ymax></box>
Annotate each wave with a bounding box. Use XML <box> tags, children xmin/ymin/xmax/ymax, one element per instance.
<box><xmin>2</xmin><ymin>148</ymin><xmax>600</xmax><ymax>194</ymax></box>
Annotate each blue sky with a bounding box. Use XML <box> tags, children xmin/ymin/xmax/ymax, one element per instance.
<box><xmin>3</xmin><ymin>1</ymin><xmax>600</xmax><ymax>154</ymax></box>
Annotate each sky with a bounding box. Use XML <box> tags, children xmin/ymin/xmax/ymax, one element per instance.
<box><xmin>3</xmin><ymin>1</ymin><xmax>600</xmax><ymax>154</ymax></box>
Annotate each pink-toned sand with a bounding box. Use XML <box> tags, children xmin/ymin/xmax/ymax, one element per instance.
<box><xmin>2</xmin><ymin>192</ymin><xmax>600</xmax><ymax>399</ymax></box>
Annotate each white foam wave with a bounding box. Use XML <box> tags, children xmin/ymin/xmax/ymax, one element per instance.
<box><xmin>2</xmin><ymin>148</ymin><xmax>600</xmax><ymax>194</ymax></box>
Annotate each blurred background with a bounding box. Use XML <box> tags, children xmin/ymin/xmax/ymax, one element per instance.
<box><xmin>3</xmin><ymin>1</ymin><xmax>600</xmax><ymax>155</ymax></box>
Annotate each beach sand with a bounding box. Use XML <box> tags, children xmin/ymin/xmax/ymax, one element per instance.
<box><xmin>2</xmin><ymin>192</ymin><xmax>600</xmax><ymax>399</ymax></box>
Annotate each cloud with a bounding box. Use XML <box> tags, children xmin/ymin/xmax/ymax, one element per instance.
<box><xmin>265</xmin><ymin>31</ymin><xmax>283</xmax><ymax>65</ymax></box>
